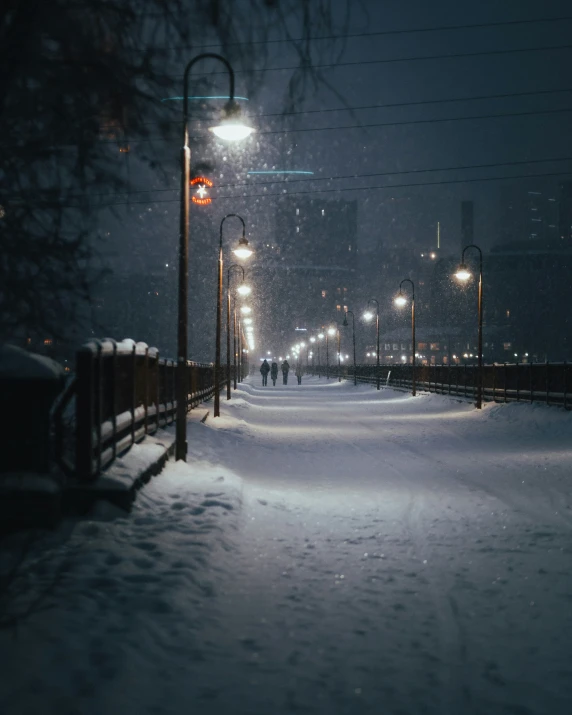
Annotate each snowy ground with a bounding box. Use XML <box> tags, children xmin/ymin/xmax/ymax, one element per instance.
<box><xmin>2</xmin><ymin>376</ymin><xmax>572</xmax><ymax>715</ymax></box>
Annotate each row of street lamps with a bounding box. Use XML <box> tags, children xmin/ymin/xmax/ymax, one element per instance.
<box><xmin>176</xmin><ymin>54</ymin><xmax>256</xmax><ymax>461</ymax></box>
<box><xmin>303</xmin><ymin>242</ymin><xmax>483</xmax><ymax>408</ymax></box>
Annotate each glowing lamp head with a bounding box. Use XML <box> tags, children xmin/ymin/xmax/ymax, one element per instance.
<box><xmin>363</xmin><ymin>311</ymin><xmax>374</xmax><ymax>321</ymax></box>
<box><xmin>233</xmin><ymin>236</ymin><xmax>253</xmax><ymax>260</ymax></box>
<box><xmin>243</xmin><ymin>318</ymin><xmax>253</xmax><ymax>325</ymax></box>
<box><xmin>394</xmin><ymin>294</ymin><xmax>407</xmax><ymax>307</ymax></box>
<box><xmin>240</xmin><ymin>306</ymin><xmax>251</xmax><ymax>314</ymax></box>
<box><xmin>318</xmin><ymin>333</ymin><xmax>324</xmax><ymax>340</ymax></box>
<box><xmin>327</xmin><ymin>327</ymin><xmax>336</xmax><ymax>336</ymax></box>
<box><xmin>310</xmin><ymin>337</ymin><xmax>316</xmax><ymax>343</ymax></box>
<box><xmin>237</xmin><ymin>283</ymin><xmax>251</xmax><ymax>296</ymax></box>
<box><xmin>209</xmin><ymin>100</ymin><xmax>255</xmax><ymax>142</ymax></box>
<box><xmin>455</xmin><ymin>263</ymin><xmax>471</xmax><ymax>281</ymax></box>
<box><xmin>300</xmin><ymin>342</ymin><xmax>306</xmax><ymax>348</ymax></box>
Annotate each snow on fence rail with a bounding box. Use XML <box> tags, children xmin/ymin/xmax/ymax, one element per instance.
<box><xmin>316</xmin><ymin>362</ymin><xmax>572</xmax><ymax>409</ymax></box>
<box><xmin>54</xmin><ymin>338</ymin><xmax>227</xmax><ymax>482</ymax></box>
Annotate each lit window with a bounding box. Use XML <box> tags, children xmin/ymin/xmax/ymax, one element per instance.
<box><xmin>506</xmin><ymin>309</ymin><xmax>510</xmax><ymax>318</ymax></box>
<box><xmin>321</xmin><ymin>209</ymin><xmax>325</xmax><ymax>216</ymax></box>
<box><xmin>348</xmin><ymin>245</ymin><xmax>352</xmax><ymax>251</ymax></box>
<box><xmin>336</xmin><ymin>304</ymin><xmax>341</xmax><ymax>312</ymax></box>
<box><xmin>343</xmin><ymin>287</ymin><xmax>347</xmax><ymax>293</ymax></box>
<box><xmin>296</xmin><ymin>227</ymin><xmax>299</xmax><ymax>233</ymax></box>
<box><xmin>503</xmin><ymin>342</ymin><xmax>512</xmax><ymax>350</ymax></box>
<box><xmin>296</xmin><ymin>208</ymin><xmax>299</xmax><ymax>216</ymax></box>
<box><xmin>321</xmin><ymin>290</ymin><xmax>327</xmax><ymax>298</ymax></box>
<box><xmin>418</xmin><ymin>342</ymin><xmax>427</xmax><ymax>350</ymax></box>
<box><xmin>343</xmin><ymin>305</ymin><xmax>348</xmax><ymax>312</ymax></box>
<box><xmin>430</xmin><ymin>343</ymin><xmax>440</xmax><ymax>351</ymax></box>
<box><xmin>336</xmin><ymin>287</ymin><xmax>341</xmax><ymax>294</ymax></box>
<box><xmin>44</xmin><ymin>338</ymin><xmax>53</xmax><ymax>346</ymax></box>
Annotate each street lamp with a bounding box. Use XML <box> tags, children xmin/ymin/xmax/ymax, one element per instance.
<box><xmin>342</xmin><ymin>310</ymin><xmax>357</xmax><ymax>386</ymax></box>
<box><xmin>455</xmin><ymin>244</ymin><xmax>484</xmax><ymax>409</ymax></box>
<box><xmin>326</xmin><ymin>327</ymin><xmax>336</xmax><ymax>379</ymax></box>
<box><xmin>176</xmin><ymin>53</ymin><xmax>253</xmax><ymax>461</ymax></box>
<box><xmin>227</xmin><ymin>264</ymin><xmax>249</xmax><ymax>399</ymax></box>
<box><xmin>394</xmin><ymin>279</ymin><xmax>416</xmax><ymax>397</ymax></box>
<box><xmin>336</xmin><ymin>327</ymin><xmax>341</xmax><ymax>381</ymax></box>
<box><xmin>215</xmin><ymin>214</ymin><xmax>253</xmax><ymax>417</ymax></box>
<box><xmin>363</xmin><ymin>299</ymin><xmax>380</xmax><ymax>390</ymax></box>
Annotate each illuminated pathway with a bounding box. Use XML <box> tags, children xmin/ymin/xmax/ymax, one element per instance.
<box><xmin>2</xmin><ymin>377</ymin><xmax>572</xmax><ymax>715</ymax></box>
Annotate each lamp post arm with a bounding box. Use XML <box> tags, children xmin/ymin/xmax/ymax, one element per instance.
<box><xmin>220</xmin><ymin>213</ymin><xmax>246</xmax><ymax>251</ymax></box>
<box><xmin>182</xmin><ymin>54</ymin><xmax>235</xmax><ymax>136</ymax></box>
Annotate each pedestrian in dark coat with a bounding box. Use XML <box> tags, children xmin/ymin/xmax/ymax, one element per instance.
<box><xmin>260</xmin><ymin>359</ymin><xmax>270</xmax><ymax>386</ymax></box>
<box><xmin>295</xmin><ymin>362</ymin><xmax>303</xmax><ymax>385</ymax></box>
<box><xmin>270</xmin><ymin>361</ymin><xmax>278</xmax><ymax>386</ymax></box>
<box><xmin>281</xmin><ymin>360</ymin><xmax>290</xmax><ymax>385</ymax></box>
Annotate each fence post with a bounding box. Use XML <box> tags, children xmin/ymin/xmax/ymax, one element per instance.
<box><xmin>504</xmin><ymin>363</ymin><xmax>507</xmax><ymax>403</ymax></box>
<box><xmin>95</xmin><ymin>342</ymin><xmax>103</xmax><ymax>477</ymax></box>
<box><xmin>111</xmin><ymin>341</ymin><xmax>118</xmax><ymax>460</ymax></box>
<box><xmin>76</xmin><ymin>346</ymin><xmax>94</xmax><ymax>482</ymax></box>
<box><xmin>516</xmin><ymin>362</ymin><xmax>520</xmax><ymax>402</ymax></box>
<box><xmin>530</xmin><ymin>361</ymin><xmax>534</xmax><ymax>403</ymax></box>
<box><xmin>131</xmin><ymin>343</ymin><xmax>136</xmax><ymax>445</ymax></box>
<box><xmin>144</xmin><ymin>346</ymin><xmax>149</xmax><ymax>435</ymax></box>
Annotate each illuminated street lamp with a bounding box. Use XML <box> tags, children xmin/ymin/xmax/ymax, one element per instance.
<box><xmin>342</xmin><ymin>310</ymin><xmax>357</xmax><ymax>386</ymax></box>
<box><xmin>394</xmin><ymin>279</ymin><xmax>416</xmax><ymax>397</ymax></box>
<box><xmin>226</xmin><ymin>264</ymin><xmax>249</xmax><ymax>399</ymax></box>
<box><xmin>326</xmin><ymin>327</ymin><xmax>336</xmax><ymax>380</ymax></box>
<box><xmin>454</xmin><ymin>244</ymin><xmax>484</xmax><ymax>409</ymax></box>
<box><xmin>240</xmin><ymin>305</ymin><xmax>251</xmax><ymax>314</ymax></box>
<box><xmin>176</xmin><ymin>53</ymin><xmax>253</xmax><ymax>461</ymax></box>
<box><xmin>215</xmin><ymin>214</ymin><xmax>253</xmax><ymax>417</ymax></box>
<box><xmin>363</xmin><ymin>299</ymin><xmax>380</xmax><ymax>390</ymax></box>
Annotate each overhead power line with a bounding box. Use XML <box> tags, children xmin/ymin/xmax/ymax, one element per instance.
<box><xmin>175</xmin><ymin>43</ymin><xmax>572</xmax><ymax>77</ymax></box>
<box><xmin>12</xmin><ymin>155</ymin><xmax>572</xmax><ymax>202</ymax></box>
<box><xmin>38</xmin><ymin>105</ymin><xmax>572</xmax><ymax>149</ymax></box>
<box><xmin>136</xmin><ymin>15</ymin><xmax>572</xmax><ymax>51</ymax></box>
<box><xmin>15</xmin><ymin>169</ymin><xmax>572</xmax><ymax>210</ymax></box>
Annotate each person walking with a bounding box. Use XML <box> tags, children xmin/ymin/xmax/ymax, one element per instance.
<box><xmin>260</xmin><ymin>359</ymin><xmax>270</xmax><ymax>386</ymax></box>
<box><xmin>281</xmin><ymin>359</ymin><xmax>290</xmax><ymax>385</ymax></box>
<box><xmin>270</xmin><ymin>361</ymin><xmax>278</xmax><ymax>386</ymax></box>
<box><xmin>295</xmin><ymin>362</ymin><xmax>303</xmax><ymax>385</ymax></box>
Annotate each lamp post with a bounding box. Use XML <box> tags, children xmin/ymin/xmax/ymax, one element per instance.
<box><xmin>363</xmin><ymin>299</ymin><xmax>380</xmax><ymax>390</ymax></box>
<box><xmin>317</xmin><ymin>332</ymin><xmax>324</xmax><ymax>378</ymax></box>
<box><xmin>215</xmin><ymin>214</ymin><xmax>252</xmax><ymax>417</ymax></box>
<box><xmin>226</xmin><ymin>265</ymin><xmax>251</xmax><ymax>399</ymax></box>
<box><xmin>175</xmin><ymin>53</ymin><xmax>254</xmax><ymax>461</ymax></box>
<box><xmin>309</xmin><ymin>336</ymin><xmax>316</xmax><ymax>374</ymax></box>
<box><xmin>326</xmin><ymin>327</ymin><xmax>336</xmax><ymax>379</ymax></box>
<box><xmin>343</xmin><ymin>310</ymin><xmax>357</xmax><ymax>386</ymax></box>
<box><xmin>394</xmin><ymin>279</ymin><xmax>416</xmax><ymax>397</ymax></box>
<box><xmin>336</xmin><ymin>327</ymin><xmax>341</xmax><ymax>381</ymax></box>
<box><xmin>455</xmin><ymin>244</ymin><xmax>484</xmax><ymax>409</ymax></box>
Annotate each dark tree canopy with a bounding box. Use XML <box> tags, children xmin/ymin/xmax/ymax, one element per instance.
<box><xmin>0</xmin><ymin>0</ymin><xmax>354</xmax><ymax>343</ymax></box>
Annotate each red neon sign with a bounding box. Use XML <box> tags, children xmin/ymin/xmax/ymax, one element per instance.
<box><xmin>190</xmin><ymin>176</ymin><xmax>213</xmax><ymax>205</ymax></box>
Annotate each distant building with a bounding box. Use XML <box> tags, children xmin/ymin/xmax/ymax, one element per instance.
<box><xmin>559</xmin><ymin>181</ymin><xmax>572</xmax><ymax>242</ymax></box>
<box><xmin>255</xmin><ymin>197</ymin><xmax>358</xmax><ymax>352</ymax></box>
<box><xmin>499</xmin><ymin>186</ymin><xmax>559</xmax><ymax>245</ymax></box>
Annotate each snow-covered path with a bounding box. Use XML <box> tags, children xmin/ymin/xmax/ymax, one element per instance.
<box><xmin>2</xmin><ymin>377</ymin><xmax>572</xmax><ymax>715</ymax></box>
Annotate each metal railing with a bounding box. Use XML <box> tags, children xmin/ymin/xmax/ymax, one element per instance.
<box><xmin>55</xmin><ymin>339</ymin><xmax>230</xmax><ymax>482</ymax></box>
<box><xmin>315</xmin><ymin>361</ymin><xmax>571</xmax><ymax>409</ymax></box>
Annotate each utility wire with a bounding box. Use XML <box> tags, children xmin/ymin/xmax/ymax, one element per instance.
<box><xmin>134</xmin><ymin>15</ymin><xmax>572</xmax><ymax>50</ymax></box>
<box><xmin>35</xmin><ymin>105</ymin><xmax>572</xmax><ymax>149</ymax></box>
<box><xmin>12</xmin><ymin>155</ymin><xmax>572</xmax><ymax>201</ymax></box>
<box><xmin>174</xmin><ymin>43</ymin><xmax>572</xmax><ymax>77</ymax></box>
<box><xmin>17</xmin><ymin>169</ymin><xmax>572</xmax><ymax>209</ymax></box>
<box><xmin>143</xmin><ymin>86</ymin><xmax>572</xmax><ymax>125</ymax></box>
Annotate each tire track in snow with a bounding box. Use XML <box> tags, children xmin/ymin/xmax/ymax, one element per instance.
<box><xmin>321</xmin><ymin>416</ymin><xmax>472</xmax><ymax>714</ymax></box>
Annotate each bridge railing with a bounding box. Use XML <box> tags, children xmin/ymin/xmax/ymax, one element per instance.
<box><xmin>55</xmin><ymin>339</ymin><xmax>229</xmax><ymax>482</ymax></box>
<box><xmin>313</xmin><ymin>362</ymin><xmax>571</xmax><ymax>409</ymax></box>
